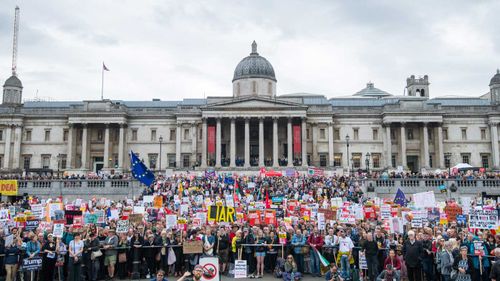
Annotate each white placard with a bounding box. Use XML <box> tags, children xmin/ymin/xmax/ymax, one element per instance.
<box><xmin>30</xmin><ymin>204</ymin><xmax>45</xmax><ymax>220</ymax></box>
<box><xmin>116</xmin><ymin>220</ymin><xmax>129</xmax><ymax>233</ymax></box>
<box><xmin>53</xmin><ymin>223</ymin><xmax>64</xmax><ymax>238</ymax></box>
<box><xmin>133</xmin><ymin>206</ymin><xmax>145</xmax><ymax>214</ymax></box>
<box><xmin>413</xmin><ymin>191</ymin><xmax>436</xmax><ymax>209</ymax></box>
<box><xmin>234</xmin><ymin>260</ymin><xmax>247</xmax><ymax>279</ymax></box>
<box><xmin>317</xmin><ymin>212</ymin><xmax>325</xmax><ymax>230</ymax></box>
<box><xmin>143</xmin><ymin>196</ymin><xmax>154</xmax><ymax>204</ymax></box>
<box><xmin>166</xmin><ymin>215</ymin><xmax>177</xmax><ymax>229</ymax></box>
<box><xmin>199</xmin><ymin>257</ymin><xmax>220</xmax><ymax>281</ymax></box>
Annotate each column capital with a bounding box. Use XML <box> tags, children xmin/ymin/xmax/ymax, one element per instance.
<box><xmin>489</xmin><ymin>121</ymin><xmax>498</xmax><ymax>126</ymax></box>
<box><xmin>176</xmin><ymin>122</ymin><xmax>182</xmax><ymax>127</ymax></box>
<box><xmin>119</xmin><ymin>123</ymin><xmax>128</xmax><ymax>128</ymax></box>
<box><xmin>400</xmin><ymin>122</ymin><xmax>406</xmax><ymax>127</ymax></box>
<box><xmin>422</xmin><ymin>122</ymin><xmax>428</xmax><ymax>127</ymax></box>
<box><xmin>81</xmin><ymin>123</ymin><xmax>88</xmax><ymax>128</ymax></box>
<box><xmin>272</xmin><ymin>116</ymin><xmax>279</xmax><ymax>121</ymax></box>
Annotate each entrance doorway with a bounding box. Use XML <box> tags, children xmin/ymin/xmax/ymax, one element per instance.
<box><xmin>407</xmin><ymin>156</ymin><xmax>419</xmax><ymax>173</ymax></box>
<box><xmin>93</xmin><ymin>157</ymin><xmax>104</xmax><ymax>172</ymax></box>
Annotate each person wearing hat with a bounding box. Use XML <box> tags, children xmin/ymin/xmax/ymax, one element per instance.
<box><xmin>376</xmin><ymin>264</ymin><xmax>400</xmax><ymax>281</ymax></box>
<box><xmin>103</xmin><ymin>228</ymin><xmax>119</xmax><ymax>279</ymax></box>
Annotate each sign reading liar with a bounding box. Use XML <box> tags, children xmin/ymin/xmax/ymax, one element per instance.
<box><xmin>469</xmin><ymin>209</ymin><xmax>498</xmax><ymax>230</ymax></box>
<box><xmin>208</xmin><ymin>206</ymin><xmax>235</xmax><ymax>223</ymax></box>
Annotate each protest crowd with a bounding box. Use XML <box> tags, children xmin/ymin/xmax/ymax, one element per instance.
<box><xmin>0</xmin><ymin>166</ymin><xmax>498</xmax><ymax>281</ymax></box>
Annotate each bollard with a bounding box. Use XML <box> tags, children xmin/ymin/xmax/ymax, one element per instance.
<box><xmin>131</xmin><ymin>246</ymin><xmax>141</xmax><ymax>279</ymax></box>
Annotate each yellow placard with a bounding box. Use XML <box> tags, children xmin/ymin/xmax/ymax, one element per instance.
<box><xmin>0</xmin><ymin>180</ymin><xmax>18</xmax><ymax>196</ymax></box>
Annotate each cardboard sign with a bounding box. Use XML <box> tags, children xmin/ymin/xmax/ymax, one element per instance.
<box><xmin>318</xmin><ymin>208</ymin><xmax>336</xmax><ymax>221</ymax></box>
<box><xmin>53</xmin><ymin>223</ymin><xmax>64</xmax><ymax>238</ymax></box>
<box><xmin>207</xmin><ymin>206</ymin><xmax>235</xmax><ymax>222</ymax></box>
<box><xmin>116</xmin><ymin>220</ymin><xmax>129</xmax><ymax>233</ymax></box>
<box><xmin>22</xmin><ymin>257</ymin><xmax>42</xmax><ymax>271</ymax></box>
<box><xmin>234</xmin><ymin>260</ymin><xmax>247</xmax><ymax>279</ymax></box>
<box><xmin>444</xmin><ymin>205</ymin><xmax>463</xmax><ymax>222</ymax></box>
<box><xmin>129</xmin><ymin>214</ymin><xmax>143</xmax><ymax>225</ymax></box>
<box><xmin>182</xmin><ymin>240</ymin><xmax>203</xmax><ymax>254</ymax></box>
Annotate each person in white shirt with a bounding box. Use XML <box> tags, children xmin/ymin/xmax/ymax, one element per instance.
<box><xmin>336</xmin><ymin>228</ymin><xmax>354</xmax><ymax>279</ymax></box>
<box><xmin>324</xmin><ymin>228</ymin><xmax>339</xmax><ymax>262</ymax></box>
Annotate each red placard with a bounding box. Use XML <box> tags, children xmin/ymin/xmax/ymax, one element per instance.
<box><xmin>207</xmin><ymin>126</ymin><xmax>216</xmax><ymax>154</ymax></box>
<box><xmin>264</xmin><ymin>209</ymin><xmax>277</xmax><ymax>226</ymax></box>
<box><xmin>293</xmin><ymin>125</ymin><xmax>301</xmax><ymax>154</ymax></box>
<box><xmin>248</xmin><ymin>210</ymin><xmax>261</xmax><ymax>226</ymax></box>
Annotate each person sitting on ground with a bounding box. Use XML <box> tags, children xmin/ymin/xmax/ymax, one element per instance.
<box><xmin>283</xmin><ymin>255</ymin><xmax>301</xmax><ymax>281</ymax></box>
<box><xmin>325</xmin><ymin>264</ymin><xmax>344</xmax><ymax>281</ymax></box>
<box><xmin>151</xmin><ymin>270</ymin><xmax>168</xmax><ymax>281</ymax></box>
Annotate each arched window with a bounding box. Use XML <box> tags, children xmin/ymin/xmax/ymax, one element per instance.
<box><xmin>416</xmin><ymin>89</ymin><xmax>421</xmax><ymax>96</ymax></box>
<box><xmin>252</xmin><ymin>81</ymin><xmax>257</xmax><ymax>94</ymax></box>
<box><xmin>420</xmin><ymin>89</ymin><xmax>425</xmax><ymax>97</ymax></box>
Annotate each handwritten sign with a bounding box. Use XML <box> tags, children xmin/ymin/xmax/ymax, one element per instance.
<box><xmin>469</xmin><ymin>209</ymin><xmax>498</xmax><ymax>229</ymax></box>
<box><xmin>116</xmin><ymin>220</ymin><xmax>129</xmax><ymax>233</ymax></box>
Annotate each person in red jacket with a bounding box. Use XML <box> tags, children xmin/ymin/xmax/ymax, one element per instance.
<box><xmin>383</xmin><ymin>249</ymin><xmax>402</xmax><ymax>272</ymax></box>
<box><xmin>307</xmin><ymin>227</ymin><xmax>324</xmax><ymax>277</ymax></box>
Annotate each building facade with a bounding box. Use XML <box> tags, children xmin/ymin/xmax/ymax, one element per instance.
<box><xmin>1</xmin><ymin>41</ymin><xmax>500</xmax><ymax>174</ymax></box>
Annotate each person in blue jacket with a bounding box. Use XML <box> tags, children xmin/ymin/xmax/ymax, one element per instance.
<box><xmin>291</xmin><ymin>229</ymin><xmax>306</xmax><ymax>274</ymax></box>
<box><xmin>468</xmin><ymin>236</ymin><xmax>490</xmax><ymax>281</ymax></box>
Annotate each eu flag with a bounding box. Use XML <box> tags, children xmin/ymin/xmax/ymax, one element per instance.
<box><xmin>394</xmin><ymin>188</ymin><xmax>408</xmax><ymax>207</ymax></box>
<box><xmin>130</xmin><ymin>151</ymin><xmax>155</xmax><ymax>186</ymax></box>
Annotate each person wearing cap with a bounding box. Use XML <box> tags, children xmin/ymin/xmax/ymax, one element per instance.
<box><xmin>452</xmin><ymin>246</ymin><xmax>473</xmax><ymax>281</ymax></box>
<box><xmin>177</xmin><ymin>264</ymin><xmax>203</xmax><ymax>281</ymax></box>
<box><xmin>376</xmin><ymin>264</ymin><xmax>400</xmax><ymax>281</ymax></box>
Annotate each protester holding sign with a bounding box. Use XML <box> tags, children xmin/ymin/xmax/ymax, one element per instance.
<box><xmin>4</xmin><ymin>238</ymin><xmax>20</xmax><ymax>281</ymax></box>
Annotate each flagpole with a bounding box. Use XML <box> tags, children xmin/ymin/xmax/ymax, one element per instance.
<box><xmin>101</xmin><ymin>63</ymin><xmax>104</xmax><ymax>100</ymax></box>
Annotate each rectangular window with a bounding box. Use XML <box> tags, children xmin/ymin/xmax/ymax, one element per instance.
<box><xmin>78</xmin><ymin>129</ymin><xmax>82</xmax><ymax>142</ymax></box>
<box><xmin>461</xmin><ymin>153</ymin><xmax>470</xmax><ymax>164</ymax></box>
<box><xmin>44</xmin><ymin>130</ymin><xmax>51</xmax><ymax>142</ymax></box>
<box><xmin>319</xmin><ymin>129</ymin><xmax>325</xmax><ymax>139</ymax></box>
<box><xmin>0</xmin><ymin>130</ymin><xmax>3</xmax><ymax>141</ymax></box>
<box><xmin>97</xmin><ymin>129</ymin><xmax>103</xmax><ymax>142</ymax></box>
<box><xmin>41</xmin><ymin>155</ymin><xmax>51</xmax><ymax>169</ymax></box>
<box><xmin>372</xmin><ymin>153</ymin><xmax>380</xmax><ymax>168</ymax></box>
<box><xmin>113</xmin><ymin>154</ymin><xmax>118</xmax><ymax>168</ymax></box>
<box><xmin>23</xmin><ymin>155</ymin><xmax>31</xmax><ymax>170</ymax></box>
<box><xmin>461</xmin><ymin>128</ymin><xmax>467</xmax><ymax>140</ymax></box>
<box><xmin>353</xmin><ymin>128</ymin><xmax>359</xmax><ymax>140</ymax></box>
<box><xmin>352</xmin><ymin>153</ymin><xmax>361</xmax><ymax>168</ymax></box>
<box><xmin>480</xmin><ymin>128</ymin><xmax>486</xmax><ymax>140</ymax></box>
<box><xmin>63</xmin><ymin>129</ymin><xmax>69</xmax><ymax>142</ymax></box>
<box><xmin>113</xmin><ymin>129</ymin><xmax>119</xmax><ymax>143</ymax></box>
<box><xmin>428</xmin><ymin>128</ymin><xmax>433</xmax><ymax>141</ymax></box>
<box><xmin>390</xmin><ymin>130</ymin><xmax>396</xmax><ymax>141</ymax></box>
<box><xmin>392</xmin><ymin>154</ymin><xmax>397</xmax><ymax>168</ymax></box>
<box><xmin>183</xmin><ymin>154</ymin><xmax>190</xmax><ymax>168</ymax></box>
<box><xmin>319</xmin><ymin>154</ymin><xmax>327</xmax><ymax>167</ymax></box>
<box><xmin>0</xmin><ymin>154</ymin><xmax>3</xmax><ymax>168</ymax></box>
<box><xmin>148</xmin><ymin>154</ymin><xmax>158</xmax><ymax>170</ymax></box>
<box><xmin>170</xmin><ymin>129</ymin><xmax>176</xmax><ymax>141</ymax></box>
<box><xmin>184</xmin><ymin>129</ymin><xmax>190</xmax><ymax>140</ymax></box>
<box><xmin>306</xmin><ymin>129</ymin><xmax>310</xmax><ymax>140</ymax></box>
<box><xmin>481</xmin><ymin>154</ymin><xmax>489</xmax><ymax>168</ymax></box>
<box><xmin>429</xmin><ymin>154</ymin><xmax>433</xmax><ymax>168</ymax></box>
<box><xmin>443</xmin><ymin>128</ymin><xmax>448</xmax><ymax>140</ymax></box>
<box><xmin>168</xmin><ymin>154</ymin><xmax>176</xmax><ymax>167</ymax></box>
<box><xmin>307</xmin><ymin>154</ymin><xmax>311</xmax><ymax>166</ymax></box>
<box><xmin>334</xmin><ymin>129</ymin><xmax>340</xmax><ymax>140</ymax></box>
<box><xmin>407</xmin><ymin>128</ymin><xmax>414</xmax><ymax>140</ymax></box>
<box><xmin>151</xmin><ymin>129</ymin><xmax>157</xmax><ymax>142</ymax></box>
<box><xmin>372</xmin><ymin>129</ymin><xmax>378</xmax><ymax>140</ymax></box>
<box><xmin>131</xmin><ymin>129</ymin><xmax>138</xmax><ymax>141</ymax></box>
<box><xmin>59</xmin><ymin>154</ymin><xmax>67</xmax><ymax>169</ymax></box>
<box><xmin>444</xmin><ymin>153</ymin><xmax>451</xmax><ymax>168</ymax></box>
<box><xmin>199</xmin><ymin>128</ymin><xmax>203</xmax><ymax>140</ymax></box>
<box><xmin>334</xmin><ymin>153</ymin><xmax>342</xmax><ymax>167</ymax></box>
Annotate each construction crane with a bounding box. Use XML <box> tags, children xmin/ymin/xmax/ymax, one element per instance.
<box><xmin>11</xmin><ymin>6</ymin><xmax>20</xmax><ymax>76</ymax></box>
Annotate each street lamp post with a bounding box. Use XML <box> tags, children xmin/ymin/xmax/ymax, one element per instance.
<box><xmin>365</xmin><ymin>152</ymin><xmax>371</xmax><ymax>176</ymax></box>
<box><xmin>345</xmin><ymin>135</ymin><xmax>350</xmax><ymax>175</ymax></box>
<box><xmin>159</xmin><ymin>136</ymin><xmax>163</xmax><ymax>174</ymax></box>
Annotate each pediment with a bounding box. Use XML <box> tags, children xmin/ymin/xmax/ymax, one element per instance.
<box><xmin>202</xmin><ymin>97</ymin><xmax>307</xmax><ymax>110</ymax></box>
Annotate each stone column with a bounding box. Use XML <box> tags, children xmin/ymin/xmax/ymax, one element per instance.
<box><xmin>287</xmin><ymin>118</ymin><xmax>293</xmax><ymax>167</ymax></box>
<box><xmin>422</xmin><ymin>123</ymin><xmax>430</xmax><ymax>168</ymax></box>
<box><xmin>12</xmin><ymin>125</ymin><xmax>22</xmax><ymax>169</ymax></box>
<box><xmin>81</xmin><ymin>124</ymin><xmax>88</xmax><ymax>169</ymax></box>
<box><xmin>490</xmin><ymin>122</ymin><xmax>499</xmax><ymax>168</ymax></box>
<box><xmin>244</xmin><ymin>118</ymin><xmax>250</xmax><ymax>168</ymax></box>
<box><xmin>400</xmin><ymin>123</ymin><xmax>407</xmax><ymax>168</ymax></box>
<box><xmin>176</xmin><ymin>123</ymin><xmax>181</xmax><ymax>168</ymax></box>
<box><xmin>201</xmin><ymin>119</ymin><xmax>207</xmax><ymax>168</ymax></box>
<box><xmin>273</xmin><ymin>117</ymin><xmax>279</xmax><ymax>167</ymax></box>
<box><xmin>215</xmin><ymin>118</ymin><xmax>221</xmax><ymax>167</ymax></box>
<box><xmin>312</xmin><ymin>123</ymin><xmax>318</xmax><ymax>165</ymax></box>
<box><xmin>67</xmin><ymin>124</ymin><xmax>74</xmax><ymax>169</ymax></box>
<box><xmin>328</xmin><ymin>122</ymin><xmax>334</xmax><ymax>167</ymax></box>
<box><xmin>258</xmin><ymin>118</ymin><xmax>264</xmax><ymax>167</ymax></box>
<box><xmin>301</xmin><ymin>118</ymin><xmax>307</xmax><ymax>167</ymax></box>
<box><xmin>103</xmin><ymin>124</ymin><xmax>110</xmax><ymax>168</ymax></box>
<box><xmin>385</xmin><ymin>124</ymin><xmax>392</xmax><ymax>168</ymax></box>
<box><xmin>191</xmin><ymin>122</ymin><xmax>197</xmax><ymax>167</ymax></box>
<box><xmin>3</xmin><ymin>126</ymin><xmax>12</xmax><ymax>169</ymax></box>
<box><xmin>118</xmin><ymin>124</ymin><xmax>125</xmax><ymax>170</ymax></box>
<box><xmin>437</xmin><ymin>125</ymin><xmax>445</xmax><ymax>168</ymax></box>
<box><xmin>230</xmin><ymin>118</ymin><xmax>236</xmax><ymax>167</ymax></box>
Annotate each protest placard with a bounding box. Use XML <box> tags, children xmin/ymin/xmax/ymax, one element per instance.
<box><xmin>208</xmin><ymin>206</ymin><xmax>235</xmax><ymax>223</ymax></box>
<box><xmin>129</xmin><ymin>214</ymin><xmax>143</xmax><ymax>225</ymax></box>
<box><xmin>183</xmin><ymin>240</ymin><xmax>203</xmax><ymax>254</ymax></box>
<box><xmin>153</xmin><ymin>196</ymin><xmax>163</xmax><ymax>208</ymax></box>
<box><xmin>234</xmin><ymin>260</ymin><xmax>247</xmax><ymax>279</ymax></box>
<box><xmin>380</xmin><ymin>204</ymin><xmax>391</xmax><ymax>220</ymax></box>
<box><xmin>317</xmin><ymin>212</ymin><xmax>325</xmax><ymax>230</ymax></box>
<box><xmin>413</xmin><ymin>191</ymin><xmax>436</xmax><ymax>208</ymax></box>
<box><xmin>116</xmin><ymin>220</ymin><xmax>129</xmax><ymax>233</ymax></box>
<box><xmin>469</xmin><ymin>209</ymin><xmax>498</xmax><ymax>229</ymax></box>
<box><xmin>22</xmin><ymin>257</ymin><xmax>42</xmax><ymax>271</ymax></box>
<box><xmin>25</xmin><ymin>220</ymin><xmax>39</xmax><ymax>231</ymax></box>
<box><xmin>53</xmin><ymin>223</ymin><xmax>64</xmax><ymax>238</ymax></box>
<box><xmin>264</xmin><ymin>209</ymin><xmax>276</xmax><ymax>225</ymax></box>
<box><xmin>444</xmin><ymin>205</ymin><xmax>463</xmax><ymax>222</ymax></box>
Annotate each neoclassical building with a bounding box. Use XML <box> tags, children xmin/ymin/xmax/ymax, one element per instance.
<box><xmin>1</xmin><ymin>41</ymin><xmax>500</xmax><ymax>174</ymax></box>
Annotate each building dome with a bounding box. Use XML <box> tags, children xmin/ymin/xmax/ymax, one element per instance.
<box><xmin>354</xmin><ymin>82</ymin><xmax>391</xmax><ymax>97</ymax></box>
<box><xmin>3</xmin><ymin>75</ymin><xmax>23</xmax><ymax>88</ymax></box>
<box><xmin>232</xmin><ymin>41</ymin><xmax>276</xmax><ymax>82</ymax></box>
<box><xmin>490</xmin><ymin>69</ymin><xmax>500</xmax><ymax>86</ymax></box>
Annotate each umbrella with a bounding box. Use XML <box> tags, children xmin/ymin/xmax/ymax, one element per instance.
<box><xmin>265</xmin><ymin>169</ymin><xmax>282</xmax><ymax>177</ymax></box>
<box><xmin>452</xmin><ymin>163</ymin><xmax>473</xmax><ymax>169</ymax></box>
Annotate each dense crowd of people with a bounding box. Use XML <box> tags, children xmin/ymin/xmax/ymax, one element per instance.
<box><xmin>0</xmin><ymin>172</ymin><xmax>498</xmax><ymax>281</ymax></box>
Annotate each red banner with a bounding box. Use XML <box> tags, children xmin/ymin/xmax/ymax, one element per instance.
<box><xmin>207</xmin><ymin>126</ymin><xmax>216</xmax><ymax>154</ymax></box>
<box><xmin>248</xmin><ymin>210</ymin><xmax>261</xmax><ymax>226</ymax></box>
<box><xmin>293</xmin><ymin>125</ymin><xmax>301</xmax><ymax>154</ymax></box>
<box><xmin>264</xmin><ymin>209</ymin><xmax>277</xmax><ymax>226</ymax></box>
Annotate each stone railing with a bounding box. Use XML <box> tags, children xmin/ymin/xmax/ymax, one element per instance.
<box><xmin>367</xmin><ymin>178</ymin><xmax>500</xmax><ymax>199</ymax></box>
<box><xmin>17</xmin><ymin>179</ymin><xmax>143</xmax><ymax>200</ymax></box>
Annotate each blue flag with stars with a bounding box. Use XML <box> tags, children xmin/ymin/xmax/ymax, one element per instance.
<box><xmin>394</xmin><ymin>188</ymin><xmax>408</xmax><ymax>207</ymax></box>
<box><xmin>130</xmin><ymin>150</ymin><xmax>155</xmax><ymax>186</ymax></box>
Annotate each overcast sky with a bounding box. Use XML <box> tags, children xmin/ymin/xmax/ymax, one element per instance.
<box><xmin>0</xmin><ymin>0</ymin><xmax>499</xmax><ymax>102</ymax></box>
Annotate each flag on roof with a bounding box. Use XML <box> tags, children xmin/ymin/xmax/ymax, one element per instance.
<box><xmin>129</xmin><ymin>151</ymin><xmax>155</xmax><ymax>186</ymax></box>
<box><xmin>394</xmin><ymin>188</ymin><xmax>408</xmax><ymax>207</ymax></box>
